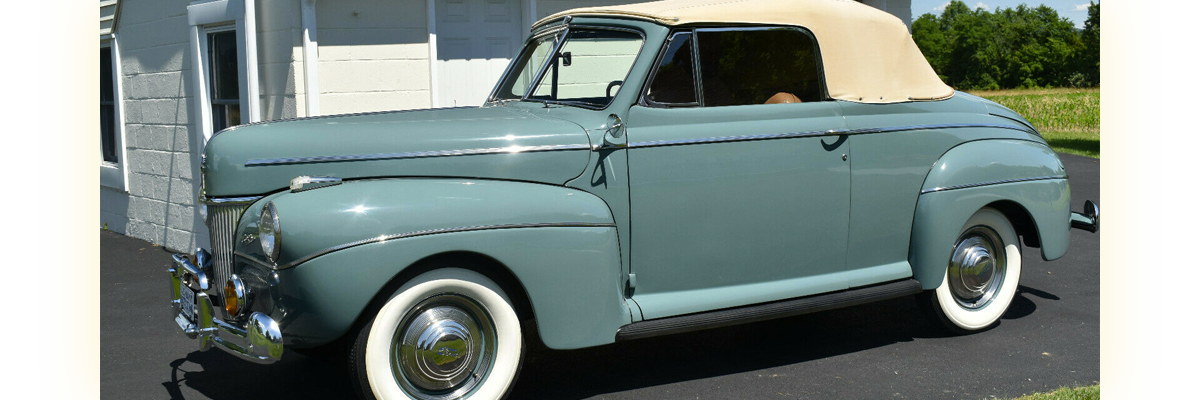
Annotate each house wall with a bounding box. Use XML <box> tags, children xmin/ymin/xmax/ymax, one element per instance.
<box><xmin>317</xmin><ymin>0</ymin><xmax>433</xmax><ymax>115</ymax></box>
<box><xmin>100</xmin><ymin>0</ymin><xmax>202</xmax><ymax>251</ymax></box>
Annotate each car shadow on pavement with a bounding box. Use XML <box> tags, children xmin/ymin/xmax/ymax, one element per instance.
<box><xmin>510</xmin><ymin>295</ymin><xmax>957</xmax><ymax>400</ymax></box>
<box><xmin>162</xmin><ymin>349</ymin><xmax>352</xmax><ymax>400</ymax></box>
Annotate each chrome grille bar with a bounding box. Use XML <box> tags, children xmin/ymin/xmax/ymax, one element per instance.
<box><xmin>206</xmin><ymin>203</ymin><xmax>250</xmax><ymax>296</ymax></box>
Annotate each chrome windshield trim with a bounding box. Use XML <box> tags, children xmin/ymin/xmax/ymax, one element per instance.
<box><xmin>245</xmin><ymin>143</ymin><xmax>591</xmax><ymax>167</ymax></box>
<box><xmin>920</xmin><ymin>175</ymin><xmax>1068</xmax><ymax>194</ymax></box>
<box><xmin>268</xmin><ymin>222</ymin><xmax>618</xmax><ymax>270</ymax></box>
<box><xmin>626</xmin><ymin>123</ymin><xmax>1039</xmax><ymax>149</ymax></box>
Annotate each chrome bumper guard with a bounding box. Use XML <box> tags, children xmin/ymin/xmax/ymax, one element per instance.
<box><xmin>1070</xmin><ymin>200</ymin><xmax>1100</xmax><ymax>233</ymax></box>
<box><xmin>168</xmin><ymin>248</ymin><xmax>283</xmax><ymax>364</ymax></box>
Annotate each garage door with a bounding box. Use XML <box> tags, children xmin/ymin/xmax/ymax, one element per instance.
<box><xmin>435</xmin><ymin>0</ymin><xmax>525</xmax><ymax>107</ymax></box>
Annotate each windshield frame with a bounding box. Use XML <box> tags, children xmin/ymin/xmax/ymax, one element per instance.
<box><xmin>487</xmin><ymin>24</ymin><xmax>647</xmax><ymax>110</ymax></box>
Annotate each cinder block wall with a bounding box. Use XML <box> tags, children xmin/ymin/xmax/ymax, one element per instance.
<box><xmin>101</xmin><ymin>0</ymin><xmax>204</xmax><ymax>252</ymax></box>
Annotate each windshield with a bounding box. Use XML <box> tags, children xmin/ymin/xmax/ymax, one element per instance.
<box><xmin>492</xmin><ymin>28</ymin><xmax>644</xmax><ymax>109</ymax></box>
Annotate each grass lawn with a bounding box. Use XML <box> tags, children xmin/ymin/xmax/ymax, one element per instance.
<box><xmin>1003</xmin><ymin>384</ymin><xmax>1100</xmax><ymax>400</ymax></box>
<box><xmin>969</xmin><ymin>88</ymin><xmax>1100</xmax><ymax>158</ymax></box>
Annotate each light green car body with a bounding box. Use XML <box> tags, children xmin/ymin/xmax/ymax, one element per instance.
<box><xmin>203</xmin><ymin>17</ymin><xmax>1075</xmax><ymax>351</ymax></box>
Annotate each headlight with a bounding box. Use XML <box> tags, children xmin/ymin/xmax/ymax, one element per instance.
<box><xmin>259</xmin><ymin>202</ymin><xmax>281</xmax><ymax>262</ymax></box>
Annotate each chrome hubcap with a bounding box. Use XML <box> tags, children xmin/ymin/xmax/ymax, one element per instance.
<box><xmin>948</xmin><ymin>226</ymin><xmax>1007</xmax><ymax>309</ymax></box>
<box><xmin>392</xmin><ymin>294</ymin><xmax>495</xmax><ymax>400</ymax></box>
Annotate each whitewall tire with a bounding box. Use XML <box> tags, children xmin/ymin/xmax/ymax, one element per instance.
<box><xmin>352</xmin><ymin>268</ymin><xmax>524</xmax><ymax>400</ymax></box>
<box><xmin>927</xmin><ymin>207</ymin><xmax>1022</xmax><ymax>333</ymax></box>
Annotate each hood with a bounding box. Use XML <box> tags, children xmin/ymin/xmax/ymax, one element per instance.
<box><xmin>203</xmin><ymin>106</ymin><xmax>592</xmax><ymax>197</ymax></box>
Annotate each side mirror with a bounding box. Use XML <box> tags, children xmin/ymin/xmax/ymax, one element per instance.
<box><xmin>593</xmin><ymin>114</ymin><xmax>627</xmax><ymax>151</ymax></box>
<box><xmin>560</xmin><ymin>51</ymin><xmax>572</xmax><ymax>66</ymax></box>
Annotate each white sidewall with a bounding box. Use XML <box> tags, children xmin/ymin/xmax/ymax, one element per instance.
<box><xmin>935</xmin><ymin>207</ymin><xmax>1023</xmax><ymax>330</ymax></box>
<box><xmin>365</xmin><ymin>268</ymin><xmax>522</xmax><ymax>400</ymax></box>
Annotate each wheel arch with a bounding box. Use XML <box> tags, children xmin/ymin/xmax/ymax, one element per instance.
<box><xmin>349</xmin><ymin>251</ymin><xmax>543</xmax><ymax>347</ymax></box>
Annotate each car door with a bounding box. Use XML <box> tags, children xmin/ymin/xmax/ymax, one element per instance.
<box><xmin>625</xmin><ymin>27</ymin><xmax>853</xmax><ymax>320</ymax></box>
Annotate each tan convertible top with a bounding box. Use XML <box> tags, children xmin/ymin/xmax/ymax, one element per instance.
<box><xmin>535</xmin><ymin>0</ymin><xmax>954</xmax><ymax>104</ymax></box>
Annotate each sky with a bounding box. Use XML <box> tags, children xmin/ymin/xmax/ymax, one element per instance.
<box><xmin>911</xmin><ymin>0</ymin><xmax>1096</xmax><ymax>28</ymax></box>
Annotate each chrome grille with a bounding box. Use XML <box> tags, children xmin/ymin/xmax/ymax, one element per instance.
<box><xmin>206</xmin><ymin>203</ymin><xmax>250</xmax><ymax>294</ymax></box>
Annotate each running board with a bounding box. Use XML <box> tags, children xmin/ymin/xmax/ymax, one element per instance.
<box><xmin>615</xmin><ymin>279</ymin><xmax>923</xmax><ymax>341</ymax></box>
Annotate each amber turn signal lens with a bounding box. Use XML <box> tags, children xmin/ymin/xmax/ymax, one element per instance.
<box><xmin>224</xmin><ymin>280</ymin><xmax>239</xmax><ymax>316</ymax></box>
<box><xmin>225</xmin><ymin>276</ymin><xmax>243</xmax><ymax>317</ymax></box>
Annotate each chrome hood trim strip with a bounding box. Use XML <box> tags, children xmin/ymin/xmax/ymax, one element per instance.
<box><xmin>245</xmin><ymin>144</ymin><xmax>592</xmax><ymax>167</ymax></box>
<box><xmin>205</xmin><ymin>195</ymin><xmax>264</xmax><ymax>205</ymax></box>
<box><xmin>626</xmin><ymin>123</ymin><xmax>1039</xmax><ymax>149</ymax></box>
<box><xmin>240</xmin><ymin>222</ymin><xmax>617</xmax><ymax>270</ymax></box>
<box><xmin>920</xmin><ymin>175</ymin><xmax>1068</xmax><ymax>194</ymax></box>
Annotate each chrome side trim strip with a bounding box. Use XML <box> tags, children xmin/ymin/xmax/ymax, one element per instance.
<box><xmin>205</xmin><ymin>196</ymin><xmax>264</xmax><ymax>205</ymax></box>
<box><xmin>920</xmin><ymin>175</ymin><xmax>1068</xmax><ymax>194</ymax></box>
<box><xmin>626</xmin><ymin>123</ymin><xmax>1038</xmax><ymax>149</ymax></box>
<box><xmin>243</xmin><ymin>123</ymin><xmax>1036</xmax><ymax>166</ymax></box>
<box><xmin>247</xmin><ymin>222</ymin><xmax>618</xmax><ymax>270</ymax></box>
<box><xmin>245</xmin><ymin>144</ymin><xmax>591</xmax><ymax>167</ymax></box>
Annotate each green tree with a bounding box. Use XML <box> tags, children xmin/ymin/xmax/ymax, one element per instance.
<box><xmin>910</xmin><ymin>1</ymin><xmax>1098</xmax><ymax>90</ymax></box>
<box><xmin>1078</xmin><ymin>1</ymin><xmax>1100</xmax><ymax>86</ymax></box>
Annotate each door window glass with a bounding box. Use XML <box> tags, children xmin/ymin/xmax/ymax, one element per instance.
<box><xmin>696</xmin><ymin>28</ymin><xmax>824</xmax><ymax>106</ymax></box>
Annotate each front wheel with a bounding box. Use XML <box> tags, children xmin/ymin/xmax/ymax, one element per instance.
<box><xmin>350</xmin><ymin>268</ymin><xmax>524</xmax><ymax>400</ymax></box>
<box><xmin>923</xmin><ymin>207</ymin><xmax>1023</xmax><ymax>333</ymax></box>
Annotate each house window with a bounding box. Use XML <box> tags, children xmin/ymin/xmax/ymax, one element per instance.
<box><xmin>100</xmin><ymin>46</ymin><xmax>118</xmax><ymax>163</ymax></box>
<box><xmin>100</xmin><ymin>36</ymin><xmax>128</xmax><ymax>191</ymax></box>
<box><xmin>208</xmin><ymin>30</ymin><xmax>241</xmax><ymax>132</ymax></box>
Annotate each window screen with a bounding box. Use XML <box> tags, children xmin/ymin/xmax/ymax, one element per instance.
<box><xmin>696</xmin><ymin>28</ymin><xmax>824</xmax><ymax>107</ymax></box>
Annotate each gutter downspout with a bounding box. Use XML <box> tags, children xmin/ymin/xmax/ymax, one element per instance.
<box><xmin>245</xmin><ymin>0</ymin><xmax>262</xmax><ymax>123</ymax></box>
<box><xmin>301</xmin><ymin>0</ymin><xmax>321</xmax><ymax>117</ymax></box>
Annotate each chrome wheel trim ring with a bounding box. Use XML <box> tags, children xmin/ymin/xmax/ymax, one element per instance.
<box><xmin>391</xmin><ymin>293</ymin><xmax>496</xmax><ymax>400</ymax></box>
<box><xmin>947</xmin><ymin>225</ymin><xmax>1007</xmax><ymax>309</ymax></box>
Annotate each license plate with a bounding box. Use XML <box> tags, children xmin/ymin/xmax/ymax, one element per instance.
<box><xmin>180</xmin><ymin>282</ymin><xmax>196</xmax><ymax>322</ymax></box>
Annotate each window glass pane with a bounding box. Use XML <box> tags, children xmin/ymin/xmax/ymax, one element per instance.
<box><xmin>101</xmin><ymin>46</ymin><xmax>117</xmax><ymax>163</ymax></box>
<box><xmin>645</xmin><ymin>32</ymin><xmax>697</xmax><ymax>105</ymax></box>
<box><xmin>209</xmin><ymin>31</ymin><xmax>240</xmax><ymax>102</ymax></box>
<box><xmin>502</xmin><ymin>34</ymin><xmax>559</xmax><ymax>98</ymax></box>
<box><xmin>101</xmin><ymin>104</ymin><xmax>117</xmax><ymax>162</ymax></box>
<box><xmin>529</xmin><ymin>29</ymin><xmax>643</xmax><ymax>107</ymax></box>
<box><xmin>101</xmin><ymin>47</ymin><xmax>114</xmax><ymax>102</ymax></box>
<box><xmin>696</xmin><ymin>28</ymin><xmax>823</xmax><ymax>107</ymax></box>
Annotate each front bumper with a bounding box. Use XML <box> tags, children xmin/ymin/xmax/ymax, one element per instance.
<box><xmin>167</xmin><ymin>249</ymin><xmax>283</xmax><ymax>364</ymax></box>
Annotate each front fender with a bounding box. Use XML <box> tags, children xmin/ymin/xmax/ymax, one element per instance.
<box><xmin>233</xmin><ymin>178</ymin><xmax>624</xmax><ymax>349</ymax></box>
<box><xmin>244</xmin><ymin>178</ymin><xmax>615</xmax><ymax>268</ymax></box>
<box><xmin>275</xmin><ymin>225</ymin><xmax>627</xmax><ymax>350</ymax></box>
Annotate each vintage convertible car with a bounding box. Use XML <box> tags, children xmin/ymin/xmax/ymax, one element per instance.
<box><xmin>166</xmin><ymin>0</ymin><xmax>1099</xmax><ymax>399</ymax></box>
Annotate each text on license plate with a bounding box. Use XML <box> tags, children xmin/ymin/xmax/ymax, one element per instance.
<box><xmin>180</xmin><ymin>282</ymin><xmax>195</xmax><ymax>321</ymax></box>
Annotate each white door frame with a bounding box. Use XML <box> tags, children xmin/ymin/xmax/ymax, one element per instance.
<box><xmin>427</xmin><ymin>0</ymin><xmax>536</xmax><ymax>108</ymax></box>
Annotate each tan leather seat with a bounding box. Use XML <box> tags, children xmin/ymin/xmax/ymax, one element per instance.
<box><xmin>764</xmin><ymin>92</ymin><xmax>801</xmax><ymax>104</ymax></box>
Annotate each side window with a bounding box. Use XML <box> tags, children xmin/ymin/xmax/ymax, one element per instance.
<box><xmin>645</xmin><ymin>32</ymin><xmax>698</xmax><ymax>106</ymax></box>
<box><xmin>695</xmin><ymin>28</ymin><xmax>824</xmax><ymax>106</ymax></box>
<box><xmin>208</xmin><ymin>30</ymin><xmax>242</xmax><ymax>132</ymax></box>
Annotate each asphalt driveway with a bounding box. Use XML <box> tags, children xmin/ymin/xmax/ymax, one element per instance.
<box><xmin>101</xmin><ymin>153</ymin><xmax>1099</xmax><ymax>400</ymax></box>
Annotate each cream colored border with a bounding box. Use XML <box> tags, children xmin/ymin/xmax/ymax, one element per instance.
<box><xmin>42</xmin><ymin>1</ymin><xmax>1156</xmax><ymax>396</ymax></box>
<box><xmin>1099</xmin><ymin>1</ymin><xmax>1156</xmax><ymax>396</ymax></box>
<box><xmin>41</xmin><ymin>0</ymin><xmax>96</xmax><ymax>398</ymax></box>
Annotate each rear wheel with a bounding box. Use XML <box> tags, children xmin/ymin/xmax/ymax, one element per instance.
<box><xmin>350</xmin><ymin>268</ymin><xmax>524</xmax><ymax>400</ymax></box>
<box><xmin>923</xmin><ymin>207</ymin><xmax>1023</xmax><ymax>333</ymax></box>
